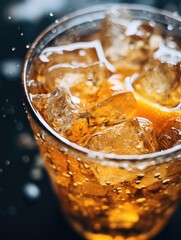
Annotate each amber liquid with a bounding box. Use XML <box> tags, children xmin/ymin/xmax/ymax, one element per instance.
<box><xmin>27</xmin><ymin>13</ymin><xmax>181</xmax><ymax>240</ymax></box>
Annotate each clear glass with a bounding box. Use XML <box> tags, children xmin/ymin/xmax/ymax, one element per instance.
<box><xmin>22</xmin><ymin>4</ymin><xmax>181</xmax><ymax>240</ymax></box>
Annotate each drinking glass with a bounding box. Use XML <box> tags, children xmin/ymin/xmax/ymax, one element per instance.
<box><xmin>22</xmin><ymin>4</ymin><xmax>181</xmax><ymax>240</ymax></box>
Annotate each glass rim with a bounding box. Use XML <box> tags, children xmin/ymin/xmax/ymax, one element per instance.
<box><xmin>22</xmin><ymin>3</ymin><xmax>181</xmax><ymax>167</ymax></box>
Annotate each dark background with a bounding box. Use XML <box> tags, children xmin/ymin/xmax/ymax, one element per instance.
<box><xmin>0</xmin><ymin>0</ymin><xmax>181</xmax><ymax>239</ymax></box>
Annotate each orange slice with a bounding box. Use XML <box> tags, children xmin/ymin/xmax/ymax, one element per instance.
<box><xmin>134</xmin><ymin>93</ymin><xmax>181</xmax><ymax>130</ymax></box>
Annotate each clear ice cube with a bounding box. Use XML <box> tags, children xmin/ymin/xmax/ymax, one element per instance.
<box><xmin>86</xmin><ymin>117</ymin><xmax>159</xmax><ymax>155</ymax></box>
<box><xmin>32</xmin><ymin>87</ymin><xmax>78</xmax><ymax>133</ymax></box>
<box><xmin>133</xmin><ymin>59</ymin><xmax>181</xmax><ymax>108</ymax></box>
<box><xmin>34</xmin><ymin>52</ymin><xmax>112</xmax><ymax>106</ymax></box>
<box><xmin>100</xmin><ymin>10</ymin><xmax>163</xmax><ymax>73</ymax></box>
<box><xmin>33</xmin><ymin>87</ymin><xmax>137</xmax><ymax>147</ymax></box>
<box><xmin>64</xmin><ymin>90</ymin><xmax>137</xmax><ymax>145</ymax></box>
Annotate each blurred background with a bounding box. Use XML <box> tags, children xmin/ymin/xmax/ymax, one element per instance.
<box><xmin>0</xmin><ymin>0</ymin><xmax>181</xmax><ymax>239</ymax></box>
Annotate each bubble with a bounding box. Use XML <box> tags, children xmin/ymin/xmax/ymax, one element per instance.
<box><xmin>0</xmin><ymin>168</ymin><xmax>3</xmax><ymax>174</ymax></box>
<box><xmin>26</xmin><ymin>44</ymin><xmax>30</xmax><ymax>49</ymax></box>
<box><xmin>21</xmin><ymin>32</ymin><xmax>24</xmax><ymax>36</ymax></box>
<box><xmin>55</xmin><ymin>19</ymin><xmax>59</xmax><ymax>24</ymax></box>
<box><xmin>49</xmin><ymin>12</ymin><xmax>54</xmax><ymax>17</ymax></box>
<box><xmin>22</xmin><ymin>183</ymin><xmax>41</xmax><ymax>201</ymax></box>
<box><xmin>8</xmin><ymin>16</ymin><xmax>12</xmax><ymax>20</ymax></box>
<box><xmin>12</xmin><ymin>47</ymin><xmax>16</xmax><ymax>51</ymax></box>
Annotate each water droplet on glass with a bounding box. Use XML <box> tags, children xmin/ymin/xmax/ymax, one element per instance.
<box><xmin>51</xmin><ymin>28</ymin><xmax>56</xmax><ymax>34</ymax></box>
<box><xmin>167</xmin><ymin>24</ymin><xmax>174</xmax><ymax>31</ymax></box>
<box><xmin>154</xmin><ymin>173</ymin><xmax>161</xmax><ymax>178</ymax></box>
<box><xmin>162</xmin><ymin>179</ymin><xmax>171</xmax><ymax>184</ymax></box>
<box><xmin>49</xmin><ymin>12</ymin><xmax>54</xmax><ymax>17</ymax></box>
<box><xmin>136</xmin><ymin>198</ymin><xmax>146</xmax><ymax>204</ymax></box>
<box><xmin>23</xmin><ymin>183</ymin><xmax>41</xmax><ymax>201</ymax></box>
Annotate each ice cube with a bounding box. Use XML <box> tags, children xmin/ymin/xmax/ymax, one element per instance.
<box><xmin>33</xmin><ymin>59</ymin><xmax>111</xmax><ymax>107</ymax></box>
<box><xmin>57</xmin><ymin>62</ymin><xmax>111</xmax><ymax>107</ymax></box>
<box><xmin>157</xmin><ymin>118</ymin><xmax>181</xmax><ymax>150</ymax></box>
<box><xmin>64</xmin><ymin>90</ymin><xmax>137</xmax><ymax>145</ymax></box>
<box><xmin>34</xmin><ymin>46</ymin><xmax>99</xmax><ymax>92</ymax></box>
<box><xmin>100</xmin><ymin>10</ymin><xmax>162</xmax><ymax>73</ymax></box>
<box><xmin>32</xmin><ymin>87</ymin><xmax>78</xmax><ymax>133</ymax></box>
<box><xmin>83</xmin><ymin>90</ymin><xmax>137</xmax><ymax>126</ymax></box>
<box><xmin>133</xmin><ymin>59</ymin><xmax>181</xmax><ymax>108</ymax></box>
<box><xmin>86</xmin><ymin>117</ymin><xmax>159</xmax><ymax>155</ymax></box>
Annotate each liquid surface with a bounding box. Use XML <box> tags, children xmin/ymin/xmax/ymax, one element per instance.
<box><xmin>29</xmin><ymin>10</ymin><xmax>181</xmax><ymax>155</ymax></box>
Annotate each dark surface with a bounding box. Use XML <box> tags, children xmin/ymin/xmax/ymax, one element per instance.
<box><xmin>0</xmin><ymin>0</ymin><xmax>181</xmax><ymax>239</ymax></box>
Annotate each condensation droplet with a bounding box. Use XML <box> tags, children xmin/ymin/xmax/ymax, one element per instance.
<box><xmin>23</xmin><ymin>183</ymin><xmax>41</xmax><ymax>201</ymax></box>
<box><xmin>167</xmin><ymin>24</ymin><xmax>174</xmax><ymax>31</ymax></box>
<box><xmin>136</xmin><ymin>198</ymin><xmax>146</xmax><ymax>204</ymax></box>
<box><xmin>154</xmin><ymin>173</ymin><xmax>161</xmax><ymax>178</ymax></box>
<box><xmin>51</xmin><ymin>28</ymin><xmax>56</xmax><ymax>34</ymax></box>
<box><xmin>162</xmin><ymin>179</ymin><xmax>171</xmax><ymax>184</ymax></box>
<box><xmin>137</xmin><ymin>173</ymin><xmax>144</xmax><ymax>180</ymax></box>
